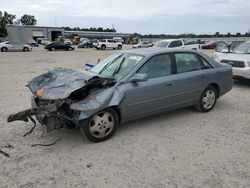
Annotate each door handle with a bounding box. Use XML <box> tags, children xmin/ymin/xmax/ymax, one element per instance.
<box><xmin>166</xmin><ymin>83</ymin><xmax>173</xmax><ymax>86</ymax></box>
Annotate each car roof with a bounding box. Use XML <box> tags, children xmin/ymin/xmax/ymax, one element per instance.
<box><xmin>157</xmin><ymin>39</ymin><xmax>182</xmax><ymax>42</ymax></box>
<box><xmin>121</xmin><ymin>48</ymin><xmax>202</xmax><ymax>57</ymax></box>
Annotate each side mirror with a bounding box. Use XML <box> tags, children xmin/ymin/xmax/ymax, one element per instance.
<box><xmin>130</xmin><ymin>74</ymin><xmax>148</xmax><ymax>82</ymax></box>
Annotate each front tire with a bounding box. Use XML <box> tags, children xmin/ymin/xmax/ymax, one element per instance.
<box><xmin>196</xmin><ymin>86</ymin><xmax>217</xmax><ymax>112</ymax></box>
<box><xmin>118</xmin><ymin>45</ymin><xmax>122</xmax><ymax>50</ymax></box>
<box><xmin>80</xmin><ymin>108</ymin><xmax>119</xmax><ymax>142</ymax></box>
<box><xmin>1</xmin><ymin>47</ymin><xmax>8</xmax><ymax>52</ymax></box>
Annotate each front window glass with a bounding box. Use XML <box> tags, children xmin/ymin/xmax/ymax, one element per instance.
<box><xmin>154</xmin><ymin>41</ymin><xmax>169</xmax><ymax>48</ymax></box>
<box><xmin>137</xmin><ymin>54</ymin><xmax>172</xmax><ymax>79</ymax></box>
<box><xmin>215</xmin><ymin>42</ymin><xmax>228</xmax><ymax>52</ymax></box>
<box><xmin>91</xmin><ymin>53</ymin><xmax>143</xmax><ymax>80</ymax></box>
<box><xmin>232</xmin><ymin>42</ymin><xmax>250</xmax><ymax>54</ymax></box>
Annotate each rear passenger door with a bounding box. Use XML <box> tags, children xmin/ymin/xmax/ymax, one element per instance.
<box><xmin>107</xmin><ymin>39</ymin><xmax>116</xmax><ymax>48</ymax></box>
<box><xmin>171</xmin><ymin>52</ymin><xmax>212</xmax><ymax>104</ymax></box>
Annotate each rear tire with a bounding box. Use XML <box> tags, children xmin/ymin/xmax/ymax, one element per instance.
<box><xmin>118</xmin><ymin>45</ymin><xmax>122</xmax><ymax>50</ymax></box>
<box><xmin>80</xmin><ymin>108</ymin><xmax>119</xmax><ymax>142</ymax></box>
<box><xmin>51</xmin><ymin>47</ymin><xmax>55</xmax><ymax>51</ymax></box>
<box><xmin>23</xmin><ymin>47</ymin><xmax>29</xmax><ymax>52</ymax></box>
<box><xmin>1</xmin><ymin>47</ymin><xmax>8</xmax><ymax>52</ymax></box>
<box><xmin>195</xmin><ymin>86</ymin><xmax>217</xmax><ymax>112</ymax></box>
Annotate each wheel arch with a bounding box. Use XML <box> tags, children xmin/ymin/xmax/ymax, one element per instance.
<box><xmin>108</xmin><ymin>105</ymin><xmax>121</xmax><ymax>124</ymax></box>
<box><xmin>209</xmin><ymin>83</ymin><xmax>220</xmax><ymax>98</ymax></box>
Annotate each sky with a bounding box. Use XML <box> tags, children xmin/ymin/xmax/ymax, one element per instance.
<box><xmin>1</xmin><ymin>0</ymin><xmax>250</xmax><ymax>34</ymax></box>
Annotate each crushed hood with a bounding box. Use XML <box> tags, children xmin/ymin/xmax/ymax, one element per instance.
<box><xmin>28</xmin><ymin>68</ymin><xmax>98</xmax><ymax>100</ymax></box>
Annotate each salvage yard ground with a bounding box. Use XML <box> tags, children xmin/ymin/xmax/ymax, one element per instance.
<box><xmin>0</xmin><ymin>46</ymin><xmax>250</xmax><ymax>188</ymax></box>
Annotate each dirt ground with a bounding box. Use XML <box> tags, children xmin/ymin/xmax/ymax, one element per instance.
<box><xmin>0</xmin><ymin>46</ymin><xmax>249</xmax><ymax>188</ymax></box>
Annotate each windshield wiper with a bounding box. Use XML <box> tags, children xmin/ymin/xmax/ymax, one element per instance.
<box><xmin>99</xmin><ymin>54</ymin><xmax>123</xmax><ymax>75</ymax></box>
<box><xmin>112</xmin><ymin>57</ymin><xmax>125</xmax><ymax>77</ymax></box>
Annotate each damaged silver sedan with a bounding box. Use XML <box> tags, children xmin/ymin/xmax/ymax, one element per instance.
<box><xmin>8</xmin><ymin>49</ymin><xmax>233</xmax><ymax>142</ymax></box>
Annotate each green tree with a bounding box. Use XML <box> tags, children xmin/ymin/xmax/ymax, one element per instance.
<box><xmin>20</xmin><ymin>14</ymin><xmax>37</xmax><ymax>25</ymax></box>
<box><xmin>214</xmin><ymin>32</ymin><xmax>220</xmax><ymax>37</ymax></box>
<box><xmin>0</xmin><ymin>11</ymin><xmax>16</xmax><ymax>36</ymax></box>
<box><xmin>236</xmin><ymin>32</ymin><xmax>241</xmax><ymax>37</ymax></box>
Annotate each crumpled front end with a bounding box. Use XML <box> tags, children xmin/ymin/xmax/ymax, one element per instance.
<box><xmin>7</xmin><ymin>68</ymin><xmax>116</xmax><ymax>133</ymax></box>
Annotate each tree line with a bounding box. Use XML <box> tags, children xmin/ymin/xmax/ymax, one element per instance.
<box><xmin>63</xmin><ymin>26</ymin><xmax>116</xmax><ymax>32</ymax></box>
<box><xmin>139</xmin><ymin>31</ymin><xmax>250</xmax><ymax>39</ymax></box>
<box><xmin>0</xmin><ymin>11</ymin><xmax>37</xmax><ymax>37</ymax></box>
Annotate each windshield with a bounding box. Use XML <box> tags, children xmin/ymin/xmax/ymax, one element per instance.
<box><xmin>91</xmin><ymin>53</ymin><xmax>143</xmax><ymax>80</ymax></box>
<box><xmin>232</xmin><ymin>42</ymin><xmax>250</xmax><ymax>54</ymax></box>
<box><xmin>154</xmin><ymin>41</ymin><xmax>169</xmax><ymax>48</ymax></box>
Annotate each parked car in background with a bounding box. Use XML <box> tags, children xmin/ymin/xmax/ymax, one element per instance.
<box><xmin>78</xmin><ymin>39</ymin><xmax>93</xmax><ymax>48</ymax></box>
<box><xmin>28</xmin><ymin>39</ymin><xmax>39</xmax><ymax>47</ymax></box>
<box><xmin>80</xmin><ymin>38</ymin><xmax>88</xmax><ymax>42</ymax></box>
<box><xmin>216</xmin><ymin>41</ymin><xmax>245</xmax><ymax>53</ymax></box>
<box><xmin>96</xmin><ymin>39</ymin><xmax>122</xmax><ymax>50</ymax></box>
<box><xmin>0</xmin><ymin>41</ymin><xmax>32</xmax><ymax>52</ymax></box>
<box><xmin>64</xmin><ymin>39</ymin><xmax>73</xmax><ymax>45</ymax></box>
<box><xmin>113</xmin><ymin>37</ymin><xmax>124</xmax><ymax>43</ymax></box>
<box><xmin>201</xmin><ymin>41</ymin><xmax>220</xmax><ymax>49</ymax></box>
<box><xmin>133</xmin><ymin>41</ymin><xmax>153</xmax><ymax>48</ymax></box>
<box><xmin>153</xmin><ymin>39</ymin><xmax>200</xmax><ymax>50</ymax></box>
<box><xmin>44</xmin><ymin>41</ymin><xmax>74</xmax><ymax>51</ymax></box>
<box><xmin>8</xmin><ymin>48</ymin><xmax>233</xmax><ymax>142</ymax></box>
<box><xmin>214</xmin><ymin>41</ymin><xmax>250</xmax><ymax>80</ymax></box>
<box><xmin>92</xmin><ymin>39</ymin><xmax>99</xmax><ymax>47</ymax></box>
<box><xmin>40</xmin><ymin>38</ymin><xmax>50</xmax><ymax>45</ymax></box>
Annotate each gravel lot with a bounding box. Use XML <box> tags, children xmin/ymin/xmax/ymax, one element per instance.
<box><xmin>0</xmin><ymin>46</ymin><xmax>249</xmax><ymax>188</ymax></box>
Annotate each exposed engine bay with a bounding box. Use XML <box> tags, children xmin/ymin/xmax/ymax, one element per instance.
<box><xmin>7</xmin><ymin>68</ymin><xmax>116</xmax><ymax>132</ymax></box>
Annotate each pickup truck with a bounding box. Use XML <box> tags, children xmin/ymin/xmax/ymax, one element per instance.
<box><xmin>153</xmin><ymin>39</ymin><xmax>200</xmax><ymax>50</ymax></box>
<box><xmin>96</xmin><ymin>39</ymin><xmax>122</xmax><ymax>50</ymax></box>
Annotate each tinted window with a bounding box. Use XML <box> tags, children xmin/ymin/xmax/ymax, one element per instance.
<box><xmin>108</xmin><ymin>40</ymin><xmax>116</xmax><ymax>43</ymax></box>
<box><xmin>169</xmin><ymin>40</ymin><xmax>183</xmax><ymax>48</ymax></box>
<box><xmin>175</xmin><ymin>53</ymin><xmax>206</xmax><ymax>73</ymax></box>
<box><xmin>138</xmin><ymin>54</ymin><xmax>172</xmax><ymax>79</ymax></box>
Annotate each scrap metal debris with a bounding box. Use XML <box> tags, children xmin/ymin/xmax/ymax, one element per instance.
<box><xmin>31</xmin><ymin>138</ymin><xmax>62</xmax><ymax>147</ymax></box>
<box><xmin>0</xmin><ymin>144</ymin><xmax>14</xmax><ymax>158</ymax></box>
<box><xmin>2</xmin><ymin>144</ymin><xmax>14</xmax><ymax>149</ymax></box>
<box><xmin>0</xmin><ymin>150</ymin><xmax>10</xmax><ymax>158</ymax></box>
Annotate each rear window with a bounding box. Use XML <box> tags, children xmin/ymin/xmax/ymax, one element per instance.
<box><xmin>169</xmin><ymin>40</ymin><xmax>183</xmax><ymax>48</ymax></box>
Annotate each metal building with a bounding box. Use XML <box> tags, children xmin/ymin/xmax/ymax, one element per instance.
<box><xmin>64</xmin><ymin>30</ymin><xmax>132</xmax><ymax>40</ymax></box>
<box><xmin>6</xmin><ymin>25</ymin><xmax>65</xmax><ymax>43</ymax></box>
<box><xmin>6</xmin><ymin>25</ymin><xmax>133</xmax><ymax>44</ymax></box>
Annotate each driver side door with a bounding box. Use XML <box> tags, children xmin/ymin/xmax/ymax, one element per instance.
<box><xmin>119</xmin><ymin>53</ymin><xmax>176</xmax><ymax>121</ymax></box>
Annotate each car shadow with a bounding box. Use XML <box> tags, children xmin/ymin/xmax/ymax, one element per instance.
<box><xmin>234</xmin><ymin>79</ymin><xmax>250</xmax><ymax>87</ymax></box>
<box><xmin>38</xmin><ymin>107</ymin><xmax>195</xmax><ymax>146</ymax></box>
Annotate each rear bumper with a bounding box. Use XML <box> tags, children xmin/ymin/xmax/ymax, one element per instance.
<box><xmin>233</xmin><ymin>68</ymin><xmax>250</xmax><ymax>79</ymax></box>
